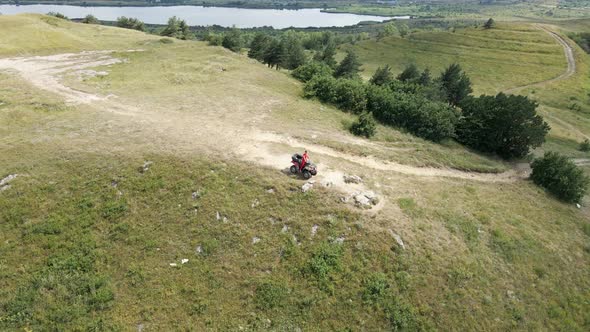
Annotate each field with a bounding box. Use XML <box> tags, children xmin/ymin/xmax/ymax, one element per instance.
<box><xmin>0</xmin><ymin>14</ymin><xmax>589</xmax><ymax>330</ymax></box>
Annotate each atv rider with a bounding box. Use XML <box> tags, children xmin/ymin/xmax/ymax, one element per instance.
<box><xmin>299</xmin><ymin>150</ymin><xmax>309</xmax><ymax>171</ymax></box>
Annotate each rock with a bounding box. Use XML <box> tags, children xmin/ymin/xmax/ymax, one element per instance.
<box><xmin>266</xmin><ymin>188</ymin><xmax>275</xmax><ymax>194</ymax></box>
<box><xmin>0</xmin><ymin>174</ymin><xmax>17</xmax><ymax>187</ymax></box>
<box><xmin>196</xmin><ymin>245</ymin><xmax>203</xmax><ymax>254</ymax></box>
<box><xmin>301</xmin><ymin>182</ymin><xmax>314</xmax><ymax>193</ymax></box>
<box><xmin>139</xmin><ymin>161</ymin><xmax>153</xmax><ymax>173</ymax></box>
<box><xmin>192</xmin><ymin>191</ymin><xmax>200</xmax><ymax>199</ymax></box>
<box><xmin>340</xmin><ymin>196</ymin><xmax>349</xmax><ymax>203</ymax></box>
<box><xmin>252</xmin><ymin>237</ymin><xmax>261</xmax><ymax>244</ymax></box>
<box><xmin>333</xmin><ymin>236</ymin><xmax>345</xmax><ymax>245</ymax></box>
<box><xmin>281</xmin><ymin>225</ymin><xmax>289</xmax><ymax>233</ymax></box>
<box><xmin>216</xmin><ymin>211</ymin><xmax>221</xmax><ymax>221</ymax></box>
<box><xmin>251</xmin><ymin>199</ymin><xmax>260</xmax><ymax>208</ymax></box>
<box><xmin>311</xmin><ymin>224</ymin><xmax>319</xmax><ymax>237</ymax></box>
<box><xmin>344</xmin><ymin>174</ymin><xmax>363</xmax><ymax>184</ymax></box>
<box><xmin>181</xmin><ymin>258</ymin><xmax>189</xmax><ymax>264</ymax></box>
<box><xmin>169</xmin><ymin>263</ymin><xmax>178</xmax><ymax>267</ymax></box>
<box><xmin>137</xmin><ymin>323</ymin><xmax>145</xmax><ymax>332</ymax></box>
<box><xmin>354</xmin><ymin>193</ymin><xmax>372</xmax><ymax>208</ymax></box>
<box><xmin>111</xmin><ymin>180</ymin><xmax>118</xmax><ymax>188</ymax></box>
<box><xmin>576</xmin><ymin>203</ymin><xmax>581</xmax><ymax>209</ymax></box>
<box><xmin>388</xmin><ymin>229</ymin><xmax>405</xmax><ymax>250</ymax></box>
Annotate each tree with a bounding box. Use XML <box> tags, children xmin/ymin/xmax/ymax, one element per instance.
<box><xmin>350</xmin><ymin>112</ymin><xmax>377</xmax><ymax>138</ymax></box>
<box><xmin>303</xmin><ymin>74</ymin><xmax>338</xmax><ymax>103</ymax></box>
<box><xmin>334</xmin><ymin>50</ymin><xmax>362</xmax><ymax>79</ymax></box>
<box><xmin>47</xmin><ymin>12</ymin><xmax>68</xmax><ymax>20</ymax></box>
<box><xmin>378</xmin><ymin>22</ymin><xmax>398</xmax><ymax>40</ymax></box>
<box><xmin>161</xmin><ymin>16</ymin><xmax>191</xmax><ymax>40</ymax></box>
<box><xmin>283</xmin><ymin>37</ymin><xmax>307</xmax><ymax>70</ymax></box>
<box><xmin>313</xmin><ymin>42</ymin><xmax>337</xmax><ymax>69</ymax></box>
<box><xmin>248</xmin><ymin>33</ymin><xmax>271</xmax><ymax>61</ymax></box>
<box><xmin>484</xmin><ymin>18</ymin><xmax>495</xmax><ymax>29</ymax></box>
<box><xmin>531</xmin><ymin>152</ymin><xmax>589</xmax><ymax>203</ymax></box>
<box><xmin>81</xmin><ymin>14</ymin><xmax>99</xmax><ymax>24</ymax></box>
<box><xmin>370</xmin><ymin>65</ymin><xmax>393</xmax><ymax>86</ymax></box>
<box><xmin>418</xmin><ymin>69</ymin><xmax>431</xmax><ymax>85</ymax></box>
<box><xmin>397</xmin><ymin>64</ymin><xmax>420</xmax><ymax>83</ymax></box>
<box><xmin>397</xmin><ymin>23</ymin><xmax>410</xmax><ymax>38</ymax></box>
<box><xmin>333</xmin><ymin>79</ymin><xmax>367</xmax><ymax>114</ymax></box>
<box><xmin>263</xmin><ymin>39</ymin><xmax>286</xmax><ymax>70</ymax></box>
<box><xmin>457</xmin><ymin>93</ymin><xmax>550</xmax><ymax>159</ymax></box>
<box><xmin>292</xmin><ymin>61</ymin><xmax>333</xmax><ymax>82</ymax></box>
<box><xmin>439</xmin><ymin>63</ymin><xmax>472</xmax><ymax>106</ymax></box>
<box><xmin>222</xmin><ymin>28</ymin><xmax>242</xmax><ymax>52</ymax></box>
<box><xmin>116</xmin><ymin>16</ymin><xmax>145</xmax><ymax>31</ymax></box>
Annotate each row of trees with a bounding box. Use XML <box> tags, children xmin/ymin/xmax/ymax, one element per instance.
<box><xmin>301</xmin><ymin>61</ymin><xmax>550</xmax><ymax>159</ymax></box>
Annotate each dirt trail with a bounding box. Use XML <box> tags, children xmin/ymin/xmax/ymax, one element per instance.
<box><xmin>0</xmin><ymin>50</ymin><xmax>525</xmax><ymax>205</ymax></box>
<box><xmin>504</xmin><ymin>25</ymin><xmax>576</xmax><ymax>94</ymax></box>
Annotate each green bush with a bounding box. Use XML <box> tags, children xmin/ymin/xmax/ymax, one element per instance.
<box><xmin>579</xmin><ymin>139</ymin><xmax>590</xmax><ymax>152</ymax></box>
<box><xmin>47</xmin><ymin>12</ymin><xmax>68</xmax><ymax>20</ymax></box>
<box><xmin>303</xmin><ymin>74</ymin><xmax>338</xmax><ymax>103</ymax></box>
<box><xmin>333</xmin><ymin>79</ymin><xmax>367</xmax><ymax>114</ymax></box>
<box><xmin>81</xmin><ymin>15</ymin><xmax>99</xmax><ymax>24</ymax></box>
<box><xmin>254</xmin><ymin>281</ymin><xmax>288</xmax><ymax>310</ymax></box>
<box><xmin>384</xmin><ymin>297</ymin><xmax>426</xmax><ymax>331</ymax></box>
<box><xmin>457</xmin><ymin>93</ymin><xmax>549</xmax><ymax>159</ymax></box>
<box><xmin>350</xmin><ymin>112</ymin><xmax>377</xmax><ymax>138</ymax></box>
<box><xmin>292</xmin><ymin>61</ymin><xmax>333</xmax><ymax>82</ymax></box>
<box><xmin>363</xmin><ymin>273</ymin><xmax>390</xmax><ymax>303</ymax></box>
<box><xmin>530</xmin><ymin>152</ymin><xmax>589</xmax><ymax>203</ymax></box>
<box><xmin>116</xmin><ymin>16</ymin><xmax>145</xmax><ymax>31</ymax></box>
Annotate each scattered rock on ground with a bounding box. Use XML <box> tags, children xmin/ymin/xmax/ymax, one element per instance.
<box><xmin>302</xmin><ymin>181</ymin><xmax>314</xmax><ymax>193</ymax></box>
<box><xmin>196</xmin><ymin>245</ymin><xmax>203</xmax><ymax>254</ymax></box>
<box><xmin>266</xmin><ymin>188</ymin><xmax>275</xmax><ymax>194</ymax></box>
<box><xmin>344</xmin><ymin>174</ymin><xmax>363</xmax><ymax>184</ymax></box>
<box><xmin>192</xmin><ymin>191</ymin><xmax>200</xmax><ymax>199</ymax></box>
<box><xmin>139</xmin><ymin>161</ymin><xmax>153</xmax><ymax>173</ymax></box>
<box><xmin>281</xmin><ymin>225</ymin><xmax>289</xmax><ymax>233</ymax></box>
<box><xmin>252</xmin><ymin>237</ymin><xmax>261</xmax><ymax>244</ymax></box>
<box><xmin>0</xmin><ymin>174</ymin><xmax>17</xmax><ymax>192</ymax></box>
<box><xmin>576</xmin><ymin>203</ymin><xmax>581</xmax><ymax>209</ymax></box>
<box><xmin>311</xmin><ymin>224</ymin><xmax>319</xmax><ymax>237</ymax></box>
<box><xmin>181</xmin><ymin>258</ymin><xmax>189</xmax><ymax>264</ymax></box>
<box><xmin>389</xmin><ymin>229</ymin><xmax>405</xmax><ymax>250</ymax></box>
<box><xmin>352</xmin><ymin>191</ymin><xmax>379</xmax><ymax>208</ymax></box>
<box><xmin>216</xmin><ymin>211</ymin><xmax>221</xmax><ymax>221</ymax></box>
<box><xmin>169</xmin><ymin>263</ymin><xmax>178</xmax><ymax>267</ymax></box>
<box><xmin>333</xmin><ymin>236</ymin><xmax>345</xmax><ymax>245</ymax></box>
<box><xmin>251</xmin><ymin>199</ymin><xmax>260</xmax><ymax>208</ymax></box>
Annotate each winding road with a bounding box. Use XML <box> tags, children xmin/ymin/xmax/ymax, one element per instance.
<box><xmin>504</xmin><ymin>25</ymin><xmax>576</xmax><ymax>93</ymax></box>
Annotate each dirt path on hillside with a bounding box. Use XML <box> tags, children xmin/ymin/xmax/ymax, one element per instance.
<box><xmin>504</xmin><ymin>25</ymin><xmax>576</xmax><ymax>94</ymax></box>
<box><xmin>0</xmin><ymin>51</ymin><xmax>524</xmax><ymax>193</ymax></box>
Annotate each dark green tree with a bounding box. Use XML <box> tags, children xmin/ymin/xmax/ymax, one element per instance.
<box><xmin>439</xmin><ymin>63</ymin><xmax>473</xmax><ymax>106</ymax></box>
<box><xmin>370</xmin><ymin>65</ymin><xmax>393</xmax><ymax>86</ymax></box>
<box><xmin>313</xmin><ymin>42</ymin><xmax>337</xmax><ymax>69</ymax></box>
<box><xmin>248</xmin><ymin>33</ymin><xmax>271</xmax><ymax>61</ymax></box>
<box><xmin>283</xmin><ymin>37</ymin><xmax>307</xmax><ymax>70</ymax></box>
<box><xmin>397</xmin><ymin>64</ymin><xmax>420</xmax><ymax>83</ymax></box>
<box><xmin>161</xmin><ymin>16</ymin><xmax>191</xmax><ymax>40</ymax></box>
<box><xmin>484</xmin><ymin>18</ymin><xmax>495</xmax><ymax>29</ymax></box>
<box><xmin>116</xmin><ymin>16</ymin><xmax>145</xmax><ymax>31</ymax></box>
<box><xmin>47</xmin><ymin>12</ymin><xmax>68</xmax><ymax>20</ymax></box>
<box><xmin>350</xmin><ymin>112</ymin><xmax>377</xmax><ymax>138</ymax></box>
<box><xmin>531</xmin><ymin>152</ymin><xmax>589</xmax><ymax>203</ymax></box>
<box><xmin>263</xmin><ymin>39</ymin><xmax>286</xmax><ymax>70</ymax></box>
<box><xmin>222</xmin><ymin>28</ymin><xmax>243</xmax><ymax>52</ymax></box>
<box><xmin>418</xmin><ymin>68</ymin><xmax>431</xmax><ymax>85</ymax></box>
<box><xmin>457</xmin><ymin>93</ymin><xmax>550</xmax><ymax>159</ymax></box>
<box><xmin>334</xmin><ymin>50</ymin><xmax>362</xmax><ymax>79</ymax></box>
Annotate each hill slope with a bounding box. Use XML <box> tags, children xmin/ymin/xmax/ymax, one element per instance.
<box><xmin>0</xmin><ymin>14</ymin><xmax>589</xmax><ymax>330</ymax></box>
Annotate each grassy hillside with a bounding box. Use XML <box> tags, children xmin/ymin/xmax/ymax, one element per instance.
<box><xmin>342</xmin><ymin>23</ymin><xmax>566</xmax><ymax>94</ymax></box>
<box><xmin>1</xmin><ymin>14</ymin><xmax>589</xmax><ymax>331</ymax></box>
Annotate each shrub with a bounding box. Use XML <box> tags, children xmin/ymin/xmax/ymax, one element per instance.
<box><xmin>292</xmin><ymin>61</ymin><xmax>333</xmax><ymax>82</ymax></box>
<box><xmin>47</xmin><ymin>12</ymin><xmax>68</xmax><ymax>20</ymax></box>
<box><xmin>457</xmin><ymin>93</ymin><xmax>549</xmax><ymax>159</ymax></box>
<box><xmin>401</xmin><ymin>100</ymin><xmax>458</xmax><ymax>142</ymax></box>
<box><xmin>580</xmin><ymin>139</ymin><xmax>590</xmax><ymax>152</ymax></box>
<box><xmin>530</xmin><ymin>152</ymin><xmax>589</xmax><ymax>203</ymax></box>
<box><xmin>303</xmin><ymin>74</ymin><xmax>338</xmax><ymax>103</ymax></box>
<box><xmin>350</xmin><ymin>112</ymin><xmax>377</xmax><ymax>138</ymax></box>
<box><xmin>254</xmin><ymin>281</ymin><xmax>288</xmax><ymax>310</ymax></box>
<box><xmin>384</xmin><ymin>297</ymin><xmax>425</xmax><ymax>331</ymax></box>
<box><xmin>363</xmin><ymin>273</ymin><xmax>390</xmax><ymax>303</ymax></box>
<box><xmin>222</xmin><ymin>28</ymin><xmax>242</xmax><ymax>52</ymax></box>
<box><xmin>81</xmin><ymin>14</ymin><xmax>99</xmax><ymax>24</ymax></box>
<box><xmin>370</xmin><ymin>65</ymin><xmax>394</xmax><ymax>86</ymax></box>
<box><xmin>116</xmin><ymin>16</ymin><xmax>145</xmax><ymax>31</ymax></box>
<box><xmin>333</xmin><ymin>79</ymin><xmax>367</xmax><ymax>113</ymax></box>
<box><xmin>160</xmin><ymin>16</ymin><xmax>191</xmax><ymax>40</ymax></box>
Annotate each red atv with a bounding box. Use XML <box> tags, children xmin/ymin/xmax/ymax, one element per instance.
<box><xmin>290</xmin><ymin>154</ymin><xmax>317</xmax><ymax>179</ymax></box>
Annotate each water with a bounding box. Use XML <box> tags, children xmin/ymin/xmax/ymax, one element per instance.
<box><xmin>0</xmin><ymin>5</ymin><xmax>407</xmax><ymax>28</ymax></box>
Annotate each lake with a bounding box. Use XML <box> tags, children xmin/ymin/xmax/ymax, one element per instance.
<box><xmin>0</xmin><ymin>5</ymin><xmax>407</xmax><ymax>28</ymax></box>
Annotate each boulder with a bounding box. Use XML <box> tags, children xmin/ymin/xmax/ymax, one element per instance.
<box><xmin>344</xmin><ymin>174</ymin><xmax>363</xmax><ymax>184</ymax></box>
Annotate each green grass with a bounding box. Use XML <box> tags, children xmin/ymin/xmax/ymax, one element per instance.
<box><xmin>1</xmin><ymin>14</ymin><xmax>589</xmax><ymax>331</ymax></box>
<box><xmin>343</xmin><ymin>22</ymin><xmax>565</xmax><ymax>94</ymax></box>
